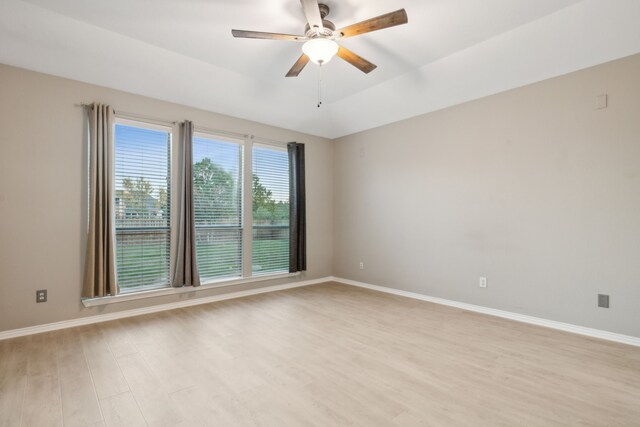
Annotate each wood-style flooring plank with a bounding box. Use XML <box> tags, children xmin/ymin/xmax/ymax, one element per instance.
<box><xmin>56</xmin><ymin>329</ymin><xmax>103</xmax><ymax>426</ymax></box>
<box><xmin>79</xmin><ymin>325</ymin><xmax>130</xmax><ymax>400</ymax></box>
<box><xmin>21</xmin><ymin>373</ymin><xmax>63</xmax><ymax>427</ymax></box>
<box><xmin>0</xmin><ymin>337</ymin><xmax>28</xmax><ymax>427</ymax></box>
<box><xmin>116</xmin><ymin>352</ymin><xmax>186</xmax><ymax>426</ymax></box>
<box><xmin>100</xmin><ymin>391</ymin><xmax>146</xmax><ymax>427</ymax></box>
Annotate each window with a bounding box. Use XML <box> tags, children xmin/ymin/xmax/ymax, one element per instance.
<box><xmin>252</xmin><ymin>144</ymin><xmax>290</xmax><ymax>275</ymax></box>
<box><xmin>110</xmin><ymin>119</ymin><xmax>292</xmax><ymax>295</ymax></box>
<box><xmin>193</xmin><ymin>134</ymin><xmax>243</xmax><ymax>281</ymax></box>
<box><xmin>114</xmin><ymin>121</ymin><xmax>172</xmax><ymax>292</ymax></box>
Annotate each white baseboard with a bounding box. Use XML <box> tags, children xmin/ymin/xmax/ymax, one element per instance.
<box><xmin>0</xmin><ymin>276</ymin><xmax>331</xmax><ymax>341</ymax></box>
<box><xmin>4</xmin><ymin>275</ymin><xmax>638</xmax><ymax>347</ymax></box>
<box><xmin>330</xmin><ymin>276</ymin><xmax>640</xmax><ymax>347</ymax></box>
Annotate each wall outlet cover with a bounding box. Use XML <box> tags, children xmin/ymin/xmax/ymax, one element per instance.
<box><xmin>596</xmin><ymin>94</ymin><xmax>608</xmax><ymax>110</ymax></box>
<box><xmin>598</xmin><ymin>294</ymin><xmax>609</xmax><ymax>308</ymax></box>
<box><xmin>36</xmin><ymin>289</ymin><xmax>47</xmax><ymax>303</ymax></box>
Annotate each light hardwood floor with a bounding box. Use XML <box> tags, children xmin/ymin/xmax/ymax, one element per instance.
<box><xmin>1</xmin><ymin>282</ymin><xmax>639</xmax><ymax>426</ymax></box>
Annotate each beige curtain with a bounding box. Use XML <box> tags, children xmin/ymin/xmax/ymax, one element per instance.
<box><xmin>82</xmin><ymin>103</ymin><xmax>117</xmax><ymax>298</ymax></box>
<box><xmin>173</xmin><ymin>121</ymin><xmax>200</xmax><ymax>287</ymax></box>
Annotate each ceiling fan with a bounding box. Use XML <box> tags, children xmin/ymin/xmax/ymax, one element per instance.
<box><xmin>231</xmin><ymin>0</ymin><xmax>408</xmax><ymax>77</ymax></box>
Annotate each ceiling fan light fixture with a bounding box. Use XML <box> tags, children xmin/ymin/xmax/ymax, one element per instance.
<box><xmin>302</xmin><ymin>38</ymin><xmax>339</xmax><ymax>64</ymax></box>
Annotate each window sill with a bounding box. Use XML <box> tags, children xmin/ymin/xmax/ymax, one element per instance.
<box><xmin>81</xmin><ymin>272</ymin><xmax>300</xmax><ymax>307</ymax></box>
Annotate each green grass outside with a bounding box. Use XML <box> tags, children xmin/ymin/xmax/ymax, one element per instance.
<box><xmin>116</xmin><ymin>241</ymin><xmax>169</xmax><ymax>290</ymax></box>
<box><xmin>252</xmin><ymin>238</ymin><xmax>289</xmax><ymax>274</ymax></box>
<box><xmin>116</xmin><ymin>237</ymin><xmax>288</xmax><ymax>291</ymax></box>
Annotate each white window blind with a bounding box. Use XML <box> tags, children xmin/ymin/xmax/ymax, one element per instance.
<box><xmin>193</xmin><ymin>134</ymin><xmax>243</xmax><ymax>281</ymax></box>
<box><xmin>252</xmin><ymin>144</ymin><xmax>289</xmax><ymax>275</ymax></box>
<box><xmin>114</xmin><ymin>122</ymin><xmax>171</xmax><ymax>292</ymax></box>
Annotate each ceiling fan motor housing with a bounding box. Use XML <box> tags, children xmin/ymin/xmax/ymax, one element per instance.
<box><xmin>305</xmin><ymin>20</ymin><xmax>336</xmax><ymax>38</ymax></box>
<box><xmin>304</xmin><ymin>4</ymin><xmax>335</xmax><ymax>38</ymax></box>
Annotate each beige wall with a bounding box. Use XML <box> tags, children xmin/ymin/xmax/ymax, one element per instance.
<box><xmin>333</xmin><ymin>54</ymin><xmax>640</xmax><ymax>337</ymax></box>
<box><xmin>2</xmin><ymin>54</ymin><xmax>640</xmax><ymax>337</ymax></box>
<box><xmin>0</xmin><ymin>64</ymin><xmax>334</xmax><ymax>332</ymax></box>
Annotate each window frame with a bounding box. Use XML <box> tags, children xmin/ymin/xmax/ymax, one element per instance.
<box><xmin>243</xmin><ymin>137</ymin><xmax>292</xmax><ymax>279</ymax></box>
<box><xmin>112</xmin><ymin>117</ymin><xmax>175</xmax><ymax>294</ymax></box>
<box><xmin>192</xmin><ymin>131</ymin><xmax>245</xmax><ymax>283</ymax></box>
<box><xmin>251</xmin><ymin>141</ymin><xmax>290</xmax><ymax>276</ymax></box>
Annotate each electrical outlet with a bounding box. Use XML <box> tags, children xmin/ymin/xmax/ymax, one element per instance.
<box><xmin>36</xmin><ymin>289</ymin><xmax>47</xmax><ymax>303</ymax></box>
<box><xmin>359</xmin><ymin>261</ymin><xmax>364</xmax><ymax>270</ymax></box>
<box><xmin>598</xmin><ymin>294</ymin><xmax>609</xmax><ymax>308</ymax></box>
<box><xmin>479</xmin><ymin>277</ymin><xmax>488</xmax><ymax>288</ymax></box>
<box><xmin>595</xmin><ymin>94</ymin><xmax>608</xmax><ymax>110</ymax></box>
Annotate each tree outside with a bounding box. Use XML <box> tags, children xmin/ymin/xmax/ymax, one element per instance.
<box><xmin>116</xmin><ymin>177</ymin><xmax>168</xmax><ymax>225</ymax></box>
<box><xmin>252</xmin><ymin>174</ymin><xmax>289</xmax><ymax>223</ymax></box>
<box><xmin>115</xmin><ymin>158</ymin><xmax>288</xmax><ymax>223</ymax></box>
<box><xmin>193</xmin><ymin>157</ymin><xmax>239</xmax><ymax>224</ymax></box>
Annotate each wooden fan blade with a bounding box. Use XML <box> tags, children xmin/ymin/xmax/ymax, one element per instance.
<box><xmin>337</xmin><ymin>9</ymin><xmax>408</xmax><ymax>39</ymax></box>
<box><xmin>232</xmin><ymin>29</ymin><xmax>305</xmax><ymax>41</ymax></box>
<box><xmin>286</xmin><ymin>54</ymin><xmax>310</xmax><ymax>77</ymax></box>
<box><xmin>336</xmin><ymin>46</ymin><xmax>377</xmax><ymax>74</ymax></box>
<box><xmin>300</xmin><ymin>0</ymin><xmax>323</xmax><ymax>32</ymax></box>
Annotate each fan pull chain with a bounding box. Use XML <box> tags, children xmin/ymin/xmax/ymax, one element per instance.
<box><xmin>317</xmin><ymin>63</ymin><xmax>322</xmax><ymax>108</ymax></box>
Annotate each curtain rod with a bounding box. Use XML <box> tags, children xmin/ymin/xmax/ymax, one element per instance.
<box><xmin>75</xmin><ymin>103</ymin><xmax>287</xmax><ymax>146</ymax></box>
<box><xmin>75</xmin><ymin>103</ymin><xmax>177</xmax><ymax>126</ymax></box>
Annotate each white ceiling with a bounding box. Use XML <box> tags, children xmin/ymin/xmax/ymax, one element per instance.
<box><xmin>1</xmin><ymin>0</ymin><xmax>640</xmax><ymax>138</ymax></box>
